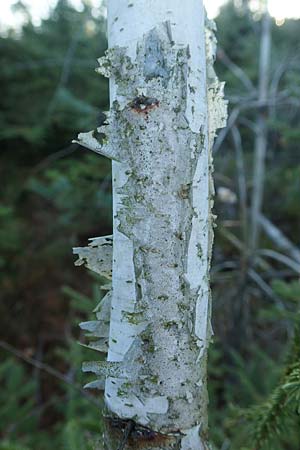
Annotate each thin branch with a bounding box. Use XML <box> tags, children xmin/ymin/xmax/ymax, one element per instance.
<box><xmin>269</xmin><ymin>56</ymin><xmax>300</xmax><ymax>116</ymax></box>
<box><xmin>46</xmin><ymin>28</ymin><xmax>82</xmax><ymax>120</ymax></box>
<box><xmin>213</xmin><ymin>94</ymin><xmax>298</xmax><ymax>154</ymax></box>
<box><xmin>211</xmin><ymin>261</ymin><xmax>238</xmax><ymax>274</ymax></box>
<box><xmin>248</xmin><ymin>269</ymin><xmax>284</xmax><ymax>309</ymax></box>
<box><xmin>228</xmin><ymin>95</ymin><xmax>289</xmax><ymax>108</ymax></box>
<box><xmin>32</xmin><ymin>144</ymin><xmax>79</xmax><ymax>173</ymax></box>
<box><xmin>257</xmin><ymin>249</ymin><xmax>300</xmax><ymax>273</ymax></box>
<box><xmin>8</xmin><ymin>394</ymin><xmax>62</xmax><ymax>433</ymax></box>
<box><xmin>259</xmin><ymin>214</ymin><xmax>300</xmax><ymax>264</ymax></box>
<box><xmin>231</xmin><ymin>125</ymin><xmax>248</xmax><ymax>248</ymax></box>
<box><xmin>269</xmin><ymin>60</ymin><xmax>289</xmax><ymax>119</ymax></box>
<box><xmin>0</xmin><ymin>340</ymin><xmax>101</xmax><ymax>407</ymax></box>
<box><xmin>213</xmin><ymin>107</ymin><xmax>240</xmax><ymax>153</ymax></box>
<box><xmin>239</xmin><ymin>117</ymin><xmax>259</xmax><ymax>134</ymax></box>
<box><xmin>217</xmin><ymin>48</ymin><xmax>255</xmax><ymax>92</ymax></box>
<box><xmin>219</xmin><ymin>227</ymin><xmax>270</xmax><ymax>272</ymax></box>
<box><xmin>1</xmin><ymin>59</ymin><xmax>96</xmax><ymax>76</ymax></box>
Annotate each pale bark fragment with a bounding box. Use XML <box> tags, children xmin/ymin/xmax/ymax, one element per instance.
<box><xmin>79</xmin><ymin>320</ymin><xmax>109</xmax><ymax>338</ymax></box>
<box><xmin>84</xmin><ymin>379</ymin><xmax>105</xmax><ymax>391</ymax></box>
<box><xmin>73</xmin><ymin>235</ymin><xmax>113</xmax><ymax>279</ymax></box>
<box><xmin>181</xmin><ymin>425</ymin><xmax>206</xmax><ymax>450</ymax></box>
<box><xmin>82</xmin><ymin>360</ymin><xmax>122</xmax><ymax>377</ymax></box>
<box><xmin>94</xmin><ymin>290</ymin><xmax>112</xmax><ymax>318</ymax></box>
<box><xmin>79</xmin><ymin>339</ymin><xmax>109</xmax><ymax>354</ymax></box>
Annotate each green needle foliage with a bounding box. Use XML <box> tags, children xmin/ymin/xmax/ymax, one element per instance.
<box><xmin>236</xmin><ymin>283</ymin><xmax>300</xmax><ymax>450</ymax></box>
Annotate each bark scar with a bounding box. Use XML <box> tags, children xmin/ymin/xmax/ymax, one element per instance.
<box><xmin>106</xmin><ymin>417</ymin><xmax>178</xmax><ymax>449</ymax></box>
<box><xmin>129</xmin><ymin>95</ymin><xmax>159</xmax><ymax>114</ymax></box>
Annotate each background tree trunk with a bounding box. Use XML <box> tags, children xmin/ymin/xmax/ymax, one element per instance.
<box><xmin>74</xmin><ymin>1</ymin><xmax>227</xmax><ymax>448</ymax></box>
<box><xmin>250</xmin><ymin>2</ymin><xmax>271</xmax><ymax>253</ymax></box>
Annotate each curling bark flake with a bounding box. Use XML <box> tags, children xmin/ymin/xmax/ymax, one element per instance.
<box><xmin>73</xmin><ymin>1</ymin><xmax>227</xmax><ymax>449</ymax></box>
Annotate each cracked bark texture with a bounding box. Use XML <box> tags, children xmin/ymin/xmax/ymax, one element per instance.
<box><xmin>74</xmin><ymin>1</ymin><xmax>227</xmax><ymax>449</ymax></box>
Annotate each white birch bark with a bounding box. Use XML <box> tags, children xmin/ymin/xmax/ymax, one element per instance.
<box><xmin>74</xmin><ymin>1</ymin><xmax>226</xmax><ymax>448</ymax></box>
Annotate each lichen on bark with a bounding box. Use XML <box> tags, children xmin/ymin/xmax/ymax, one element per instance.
<box><xmin>74</xmin><ymin>5</ymin><xmax>227</xmax><ymax>448</ymax></box>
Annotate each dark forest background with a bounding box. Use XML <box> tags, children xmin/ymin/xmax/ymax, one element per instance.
<box><xmin>0</xmin><ymin>1</ymin><xmax>300</xmax><ymax>449</ymax></box>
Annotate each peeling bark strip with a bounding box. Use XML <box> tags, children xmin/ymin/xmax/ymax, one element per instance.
<box><xmin>73</xmin><ymin>235</ymin><xmax>113</xmax><ymax>278</ymax></box>
<box><xmin>73</xmin><ymin>1</ymin><xmax>226</xmax><ymax>449</ymax></box>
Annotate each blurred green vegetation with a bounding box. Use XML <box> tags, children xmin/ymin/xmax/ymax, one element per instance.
<box><xmin>0</xmin><ymin>1</ymin><xmax>299</xmax><ymax>449</ymax></box>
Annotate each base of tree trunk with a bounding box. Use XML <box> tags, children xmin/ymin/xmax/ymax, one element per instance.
<box><xmin>103</xmin><ymin>416</ymin><xmax>210</xmax><ymax>450</ymax></box>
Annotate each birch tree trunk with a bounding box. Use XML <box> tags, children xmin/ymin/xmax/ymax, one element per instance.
<box><xmin>73</xmin><ymin>1</ymin><xmax>226</xmax><ymax>449</ymax></box>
